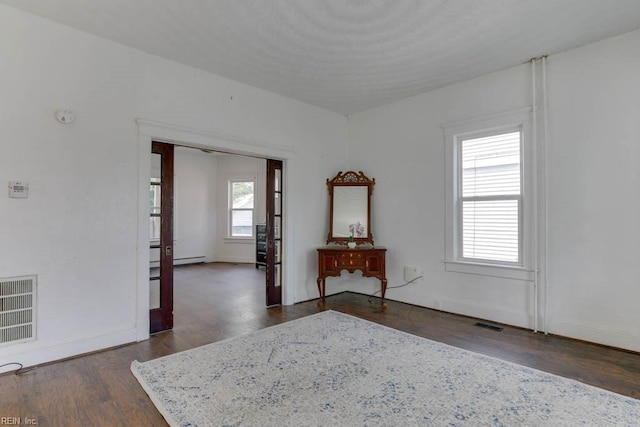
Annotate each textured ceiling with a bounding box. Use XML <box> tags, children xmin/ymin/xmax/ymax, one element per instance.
<box><xmin>3</xmin><ymin>0</ymin><xmax>640</xmax><ymax>115</ymax></box>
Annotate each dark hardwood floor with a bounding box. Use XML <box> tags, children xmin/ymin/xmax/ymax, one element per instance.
<box><xmin>1</xmin><ymin>263</ymin><xmax>639</xmax><ymax>426</ymax></box>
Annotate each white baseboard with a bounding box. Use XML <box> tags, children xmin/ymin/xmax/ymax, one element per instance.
<box><xmin>0</xmin><ymin>328</ymin><xmax>137</xmax><ymax>374</ymax></box>
<box><xmin>550</xmin><ymin>320</ymin><xmax>640</xmax><ymax>353</ymax></box>
<box><xmin>212</xmin><ymin>257</ymin><xmax>254</xmax><ymax>264</ymax></box>
<box><xmin>430</xmin><ymin>298</ymin><xmax>640</xmax><ymax>353</ymax></box>
<box><xmin>150</xmin><ymin>256</ymin><xmax>206</xmax><ymax>268</ymax></box>
<box><xmin>437</xmin><ymin>298</ymin><xmax>532</xmax><ymax>329</ymax></box>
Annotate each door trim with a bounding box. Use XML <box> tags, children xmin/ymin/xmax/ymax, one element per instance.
<box><xmin>135</xmin><ymin>119</ymin><xmax>295</xmax><ymax>341</ymax></box>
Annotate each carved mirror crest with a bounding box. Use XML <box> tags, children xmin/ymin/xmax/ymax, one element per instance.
<box><xmin>326</xmin><ymin>171</ymin><xmax>375</xmax><ymax>245</ymax></box>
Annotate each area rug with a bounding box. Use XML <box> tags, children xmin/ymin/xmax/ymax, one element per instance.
<box><xmin>131</xmin><ymin>310</ymin><xmax>640</xmax><ymax>426</ymax></box>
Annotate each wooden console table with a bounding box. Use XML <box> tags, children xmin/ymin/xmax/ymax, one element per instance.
<box><xmin>317</xmin><ymin>246</ymin><xmax>387</xmax><ymax>307</ymax></box>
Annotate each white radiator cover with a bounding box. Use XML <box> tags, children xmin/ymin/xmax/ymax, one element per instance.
<box><xmin>0</xmin><ymin>275</ymin><xmax>36</xmax><ymax>346</ymax></box>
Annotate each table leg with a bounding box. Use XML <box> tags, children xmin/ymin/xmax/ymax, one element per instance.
<box><xmin>317</xmin><ymin>277</ymin><xmax>326</xmax><ymax>300</ymax></box>
<box><xmin>316</xmin><ymin>277</ymin><xmax>326</xmax><ymax>308</ymax></box>
<box><xmin>380</xmin><ymin>278</ymin><xmax>388</xmax><ymax>309</ymax></box>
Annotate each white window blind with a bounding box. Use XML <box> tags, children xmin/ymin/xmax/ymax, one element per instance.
<box><xmin>460</xmin><ymin>131</ymin><xmax>521</xmax><ymax>264</ymax></box>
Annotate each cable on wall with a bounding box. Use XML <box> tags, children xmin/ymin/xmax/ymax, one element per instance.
<box><xmin>367</xmin><ymin>275</ymin><xmax>424</xmax><ymax>304</ymax></box>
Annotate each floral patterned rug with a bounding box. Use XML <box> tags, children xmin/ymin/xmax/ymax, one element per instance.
<box><xmin>131</xmin><ymin>310</ymin><xmax>639</xmax><ymax>426</ymax></box>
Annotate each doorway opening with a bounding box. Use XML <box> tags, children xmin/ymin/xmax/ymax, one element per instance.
<box><xmin>146</xmin><ymin>141</ymin><xmax>285</xmax><ymax>335</ymax></box>
<box><xmin>136</xmin><ymin>119</ymin><xmax>294</xmax><ymax>340</ymax></box>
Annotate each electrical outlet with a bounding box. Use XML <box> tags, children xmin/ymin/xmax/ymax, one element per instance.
<box><xmin>403</xmin><ymin>265</ymin><xmax>422</xmax><ymax>282</ymax></box>
<box><xmin>433</xmin><ymin>300</ymin><xmax>441</xmax><ymax>309</ymax></box>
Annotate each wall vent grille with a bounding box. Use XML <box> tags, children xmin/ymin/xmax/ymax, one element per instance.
<box><xmin>0</xmin><ymin>275</ymin><xmax>36</xmax><ymax>346</ymax></box>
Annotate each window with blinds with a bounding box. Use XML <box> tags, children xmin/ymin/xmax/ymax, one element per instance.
<box><xmin>459</xmin><ymin>131</ymin><xmax>521</xmax><ymax>264</ymax></box>
<box><xmin>229</xmin><ymin>180</ymin><xmax>255</xmax><ymax>237</ymax></box>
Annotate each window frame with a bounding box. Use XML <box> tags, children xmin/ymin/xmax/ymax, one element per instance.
<box><xmin>457</xmin><ymin>129</ymin><xmax>523</xmax><ymax>266</ymax></box>
<box><xmin>227</xmin><ymin>177</ymin><xmax>256</xmax><ymax>239</ymax></box>
<box><xmin>444</xmin><ymin>108</ymin><xmax>535</xmax><ymax>281</ymax></box>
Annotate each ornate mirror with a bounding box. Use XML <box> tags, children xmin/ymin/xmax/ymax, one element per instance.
<box><xmin>326</xmin><ymin>171</ymin><xmax>375</xmax><ymax>245</ymax></box>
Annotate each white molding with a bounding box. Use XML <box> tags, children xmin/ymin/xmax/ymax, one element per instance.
<box><xmin>136</xmin><ymin>133</ymin><xmax>152</xmax><ymax>341</ymax></box>
<box><xmin>440</xmin><ymin>297</ymin><xmax>532</xmax><ymax>329</ymax></box>
<box><xmin>213</xmin><ymin>257</ymin><xmax>254</xmax><ymax>264</ymax></box>
<box><xmin>434</xmin><ymin>300</ymin><xmax>640</xmax><ymax>353</ymax></box>
<box><xmin>222</xmin><ymin>238</ymin><xmax>254</xmax><ymax>244</ymax></box>
<box><xmin>136</xmin><ymin>120</ymin><xmax>297</xmax><ymax>342</ymax></box>
<box><xmin>442</xmin><ymin>107</ymin><xmax>533</xmax><ymax>136</ymax></box>
<box><xmin>0</xmin><ymin>328</ymin><xmax>136</xmax><ymax>374</ymax></box>
<box><xmin>550</xmin><ymin>320</ymin><xmax>640</xmax><ymax>353</ymax></box>
<box><xmin>443</xmin><ymin>107</ymin><xmax>535</xmax><ymax>281</ymax></box>
<box><xmin>443</xmin><ymin>260</ymin><xmax>535</xmax><ymax>282</ymax></box>
<box><xmin>225</xmin><ymin>172</ymin><xmax>258</xmax><ymax>239</ymax></box>
<box><xmin>136</xmin><ymin>119</ymin><xmax>295</xmax><ymax>157</ymax></box>
<box><xmin>150</xmin><ymin>257</ymin><xmax>206</xmax><ymax>267</ymax></box>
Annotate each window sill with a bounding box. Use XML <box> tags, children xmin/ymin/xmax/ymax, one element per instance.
<box><xmin>223</xmin><ymin>237</ymin><xmax>254</xmax><ymax>244</ymax></box>
<box><xmin>443</xmin><ymin>260</ymin><xmax>534</xmax><ymax>282</ymax></box>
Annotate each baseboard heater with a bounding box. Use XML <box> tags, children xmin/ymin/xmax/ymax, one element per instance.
<box><xmin>150</xmin><ymin>256</ymin><xmax>206</xmax><ymax>267</ymax></box>
<box><xmin>0</xmin><ymin>275</ymin><xmax>37</xmax><ymax>346</ymax></box>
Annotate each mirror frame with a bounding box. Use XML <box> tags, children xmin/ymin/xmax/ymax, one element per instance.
<box><xmin>326</xmin><ymin>170</ymin><xmax>375</xmax><ymax>246</ymax></box>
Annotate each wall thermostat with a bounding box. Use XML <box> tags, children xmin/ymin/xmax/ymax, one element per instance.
<box><xmin>8</xmin><ymin>181</ymin><xmax>29</xmax><ymax>198</ymax></box>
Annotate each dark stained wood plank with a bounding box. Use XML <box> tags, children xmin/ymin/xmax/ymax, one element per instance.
<box><xmin>0</xmin><ymin>262</ymin><xmax>638</xmax><ymax>426</ymax></box>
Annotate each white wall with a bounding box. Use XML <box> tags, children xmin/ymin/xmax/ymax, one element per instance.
<box><xmin>0</xmin><ymin>5</ymin><xmax>347</xmax><ymax>371</ymax></box>
<box><xmin>544</xmin><ymin>30</ymin><xmax>640</xmax><ymax>350</ymax></box>
<box><xmin>150</xmin><ymin>147</ymin><xmax>217</xmax><ymax>267</ymax></box>
<box><xmin>347</xmin><ymin>29</ymin><xmax>640</xmax><ymax>352</ymax></box>
<box><xmin>174</xmin><ymin>147</ymin><xmax>218</xmax><ymax>264</ymax></box>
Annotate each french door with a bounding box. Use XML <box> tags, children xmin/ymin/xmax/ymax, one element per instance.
<box><xmin>149</xmin><ymin>142</ymin><xmax>174</xmax><ymax>333</ymax></box>
<box><xmin>266</xmin><ymin>159</ymin><xmax>283</xmax><ymax>306</ymax></box>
